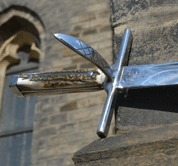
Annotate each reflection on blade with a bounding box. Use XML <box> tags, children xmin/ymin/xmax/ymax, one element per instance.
<box><xmin>54</xmin><ymin>33</ymin><xmax>112</xmax><ymax>80</ymax></box>
<box><xmin>118</xmin><ymin>62</ymin><xmax>178</xmax><ymax>89</ymax></box>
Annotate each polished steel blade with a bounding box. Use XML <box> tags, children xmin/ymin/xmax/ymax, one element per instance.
<box><xmin>118</xmin><ymin>62</ymin><xmax>178</xmax><ymax>89</ymax></box>
<box><xmin>54</xmin><ymin>33</ymin><xmax>112</xmax><ymax>80</ymax></box>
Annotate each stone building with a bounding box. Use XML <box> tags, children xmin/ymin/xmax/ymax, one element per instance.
<box><xmin>1</xmin><ymin>0</ymin><xmax>178</xmax><ymax>166</ymax></box>
<box><xmin>74</xmin><ymin>0</ymin><xmax>178</xmax><ymax>166</ymax></box>
<box><xmin>0</xmin><ymin>0</ymin><xmax>113</xmax><ymax>166</ymax></box>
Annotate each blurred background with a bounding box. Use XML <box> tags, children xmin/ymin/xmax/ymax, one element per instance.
<box><xmin>0</xmin><ymin>1</ymin><xmax>114</xmax><ymax>166</ymax></box>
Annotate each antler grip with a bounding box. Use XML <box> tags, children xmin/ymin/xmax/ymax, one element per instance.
<box><xmin>9</xmin><ymin>69</ymin><xmax>105</xmax><ymax>97</ymax></box>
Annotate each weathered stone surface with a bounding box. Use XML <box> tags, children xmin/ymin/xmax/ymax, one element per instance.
<box><xmin>73</xmin><ymin>124</ymin><xmax>178</xmax><ymax>166</ymax></box>
<box><xmin>112</xmin><ymin>0</ymin><xmax>178</xmax><ymax>134</ymax></box>
<box><xmin>113</xmin><ymin>23</ymin><xmax>178</xmax><ymax>65</ymax></box>
<box><xmin>111</xmin><ymin>0</ymin><xmax>178</xmax><ymax>27</ymax></box>
<box><xmin>60</xmin><ymin>101</ymin><xmax>78</xmax><ymax>112</ymax></box>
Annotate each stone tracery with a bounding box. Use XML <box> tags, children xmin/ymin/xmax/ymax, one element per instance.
<box><xmin>0</xmin><ymin>5</ymin><xmax>45</xmax><ymax>111</ymax></box>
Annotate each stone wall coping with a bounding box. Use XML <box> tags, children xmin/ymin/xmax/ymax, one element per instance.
<box><xmin>73</xmin><ymin>124</ymin><xmax>178</xmax><ymax>163</ymax></box>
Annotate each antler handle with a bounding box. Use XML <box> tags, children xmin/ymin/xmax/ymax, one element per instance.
<box><xmin>9</xmin><ymin>69</ymin><xmax>105</xmax><ymax>97</ymax></box>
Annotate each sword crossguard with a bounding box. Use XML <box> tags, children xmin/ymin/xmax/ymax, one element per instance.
<box><xmin>97</xmin><ymin>29</ymin><xmax>132</xmax><ymax>138</ymax></box>
<box><xmin>54</xmin><ymin>29</ymin><xmax>133</xmax><ymax>138</ymax></box>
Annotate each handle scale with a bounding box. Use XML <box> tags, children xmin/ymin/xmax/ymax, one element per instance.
<box><xmin>9</xmin><ymin>69</ymin><xmax>104</xmax><ymax>97</ymax></box>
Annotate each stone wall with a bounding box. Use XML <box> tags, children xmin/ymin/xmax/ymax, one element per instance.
<box><xmin>0</xmin><ymin>0</ymin><xmax>113</xmax><ymax>166</ymax></box>
<box><xmin>73</xmin><ymin>0</ymin><xmax>178</xmax><ymax>166</ymax></box>
<box><xmin>73</xmin><ymin>124</ymin><xmax>178</xmax><ymax>166</ymax></box>
<box><xmin>111</xmin><ymin>0</ymin><xmax>178</xmax><ymax>135</ymax></box>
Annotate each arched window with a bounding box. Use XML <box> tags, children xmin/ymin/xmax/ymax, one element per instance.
<box><xmin>0</xmin><ymin>7</ymin><xmax>44</xmax><ymax>165</ymax></box>
<box><xmin>0</xmin><ymin>44</ymin><xmax>39</xmax><ymax>166</ymax></box>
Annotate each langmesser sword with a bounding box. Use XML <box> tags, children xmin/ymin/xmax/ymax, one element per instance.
<box><xmin>9</xmin><ymin>29</ymin><xmax>178</xmax><ymax>138</ymax></box>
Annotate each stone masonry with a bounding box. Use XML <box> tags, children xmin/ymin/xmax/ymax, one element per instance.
<box><xmin>73</xmin><ymin>124</ymin><xmax>178</xmax><ymax>166</ymax></box>
<box><xmin>73</xmin><ymin>0</ymin><xmax>178</xmax><ymax>166</ymax></box>
<box><xmin>111</xmin><ymin>0</ymin><xmax>178</xmax><ymax>135</ymax></box>
<box><xmin>0</xmin><ymin>0</ymin><xmax>113</xmax><ymax>166</ymax></box>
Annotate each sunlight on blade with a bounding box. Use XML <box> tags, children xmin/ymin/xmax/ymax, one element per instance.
<box><xmin>118</xmin><ymin>62</ymin><xmax>178</xmax><ymax>89</ymax></box>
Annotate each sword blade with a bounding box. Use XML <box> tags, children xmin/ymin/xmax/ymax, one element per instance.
<box><xmin>118</xmin><ymin>62</ymin><xmax>178</xmax><ymax>90</ymax></box>
<box><xmin>9</xmin><ymin>69</ymin><xmax>105</xmax><ymax>97</ymax></box>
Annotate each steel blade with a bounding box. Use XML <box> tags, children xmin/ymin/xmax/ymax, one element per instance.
<box><xmin>118</xmin><ymin>62</ymin><xmax>178</xmax><ymax>89</ymax></box>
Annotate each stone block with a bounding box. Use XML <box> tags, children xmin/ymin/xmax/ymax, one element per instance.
<box><xmin>63</xmin><ymin>65</ymin><xmax>77</xmax><ymax>70</ymax></box>
<box><xmin>111</xmin><ymin>0</ymin><xmax>178</xmax><ymax>27</ymax></box>
<box><xmin>73</xmin><ymin>124</ymin><xmax>178</xmax><ymax>166</ymax></box>
<box><xmin>37</xmin><ymin>148</ymin><xmax>56</xmax><ymax>160</ymax></box>
<box><xmin>77</xmin><ymin>95</ymin><xmax>105</xmax><ymax>109</ymax></box>
<box><xmin>68</xmin><ymin>109</ymin><xmax>91</xmax><ymax>121</ymax></box>
<box><xmin>114</xmin><ymin>23</ymin><xmax>178</xmax><ymax>65</ymax></box>
<box><xmin>38</xmin><ymin>117</ymin><xmax>49</xmax><ymax>128</ymax></box>
<box><xmin>83</xmin><ymin>29</ymin><xmax>98</xmax><ymax>36</ymax></box>
<box><xmin>62</xmin><ymin>49</ymin><xmax>76</xmax><ymax>57</ymax></box>
<box><xmin>60</xmin><ymin>101</ymin><xmax>78</xmax><ymax>112</ymax></box>
<box><xmin>100</xmin><ymin>25</ymin><xmax>112</xmax><ymax>32</ymax></box>
<box><xmin>87</xmin><ymin>3</ymin><xmax>109</xmax><ymax>12</ymax></box>
<box><xmin>91</xmin><ymin>39</ymin><xmax>112</xmax><ymax>50</ymax></box>
<box><xmin>72</xmin><ymin>55</ymin><xmax>85</xmax><ymax>63</ymax></box>
<box><xmin>113</xmin><ymin>6</ymin><xmax>178</xmax><ymax>133</ymax></box>
<box><xmin>38</xmin><ymin>127</ymin><xmax>57</xmax><ymax>138</ymax></box>
<box><xmin>77</xmin><ymin>118</ymin><xmax>99</xmax><ymax>130</ymax></box>
<box><xmin>49</xmin><ymin>135</ymin><xmax>68</xmax><ymax>147</ymax></box>
<box><xmin>47</xmin><ymin>158</ymin><xmax>65</xmax><ymax>166</ymax></box>
<box><xmin>69</xmin><ymin>31</ymin><xmax>80</xmax><ymax>38</ymax></box>
<box><xmin>86</xmin><ymin>31</ymin><xmax>112</xmax><ymax>44</ymax></box>
<box><xmin>66</xmin><ymin>131</ymin><xmax>88</xmax><ymax>142</ymax></box>
<box><xmin>50</xmin><ymin>113</ymin><xmax>68</xmax><ymax>124</ymax></box>
<box><xmin>98</xmin><ymin>9</ymin><xmax>111</xmax><ymax>18</ymax></box>
<box><xmin>41</xmin><ymin>105</ymin><xmax>57</xmax><ymax>115</ymax></box>
<box><xmin>80</xmin><ymin>62</ymin><xmax>96</xmax><ymax>69</ymax></box>
<box><xmin>50</xmin><ymin>95</ymin><xmax>68</xmax><ymax>105</ymax></box>
<box><xmin>58</xmin><ymin>122</ymin><xmax>77</xmax><ymax>133</ymax></box>
<box><xmin>79</xmin><ymin>13</ymin><xmax>96</xmax><ymax>22</ymax></box>
<box><xmin>90</xmin><ymin>18</ymin><xmax>110</xmax><ymax>29</ymax></box>
<box><xmin>37</xmin><ymin>138</ymin><xmax>49</xmax><ymax>150</ymax></box>
<box><xmin>52</xmin><ymin>57</ymin><xmax>72</xmax><ymax>68</ymax></box>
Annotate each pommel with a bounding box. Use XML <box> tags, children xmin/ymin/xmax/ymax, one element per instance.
<box><xmin>9</xmin><ymin>75</ymin><xmax>24</xmax><ymax>97</ymax></box>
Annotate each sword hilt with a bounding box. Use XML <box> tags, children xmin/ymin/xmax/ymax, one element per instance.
<box><xmin>9</xmin><ymin>69</ymin><xmax>105</xmax><ymax>97</ymax></box>
<box><xmin>9</xmin><ymin>29</ymin><xmax>133</xmax><ymax>139</ymax></box>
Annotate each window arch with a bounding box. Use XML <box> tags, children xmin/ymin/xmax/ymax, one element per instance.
<box><xmin>0</xmin><ymin>6</ymin><xmax>45</xmax><ymax>166</ymax></box>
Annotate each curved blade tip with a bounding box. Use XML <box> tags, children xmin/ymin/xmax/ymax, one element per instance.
<box><xmin>54</xmin><ymin>33</ymin><xmax>61</xmax><ymax>39</ymax></box>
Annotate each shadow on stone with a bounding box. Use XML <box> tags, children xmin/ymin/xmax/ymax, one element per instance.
<box><xmin>115</xmin><ymin>86</ymin><xmax>178</xmax><ymax>113</ymax></box>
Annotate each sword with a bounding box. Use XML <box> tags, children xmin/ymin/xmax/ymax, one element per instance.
<box><xmin>9</xmin><ymin>28</ymin><xmax>178</xmax><ymax>138</ymax></box>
